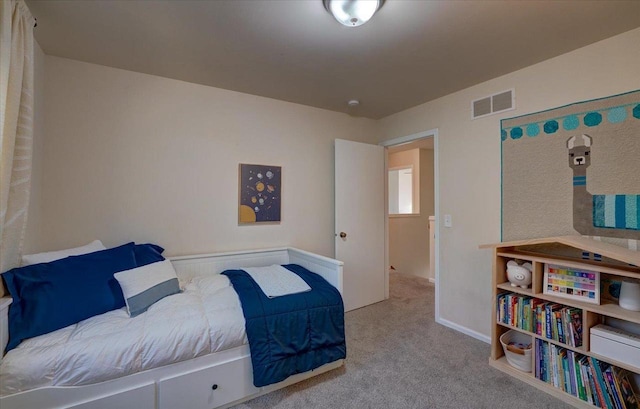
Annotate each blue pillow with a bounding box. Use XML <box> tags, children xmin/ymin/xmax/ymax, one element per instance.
<box><xmin>2</xmin><ymin>242</ymin><xmax>137</xmax><ymax>352</ymax></box>
<box><xmin>134</xmin><ymin>243</ymin><xmax>165</xmax><ymax>266</ymax></box>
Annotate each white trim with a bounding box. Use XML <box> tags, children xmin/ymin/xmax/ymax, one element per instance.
<box><xmin>388</xmin><ymin>214</ymin><xmax>420</xmax><ymax>218</ymax></box>
<box><xmin>436</xmin><ymin>317</ymin><xmax>491</xmax><ymax>344</ymax></box>
<box><xmin>384</xmin><ymin>150</ymin><xmax>389</xmax><ymax>300</ymax></box>
<box><xmin>388</xmin><ymin>164</ymin><xmax>413</xmax><ymax>172</ymax></box>
<box><xmin>379</xmin><ymin>128</ymin><xmax>441</xmax><ymax>327</ymax></box>
<box><xmin>379</xmin><ymin>128</ymin><xmax>438</xmax><ymax>148</ymax></box>
<box><xmin>433</xmin><ymin>130</ymin><xmax>440</xmax><ymax>328</ymax></box>
<box><xmin>428</xmin><ymin>277</ymin><xmax>435</xmax><ymax>284</ymax></box>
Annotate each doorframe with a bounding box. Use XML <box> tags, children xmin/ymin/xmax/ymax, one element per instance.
<box><xmin>379</xmin><ymin>128</ymin><xmax>441</xmax><ymax>323</ymax></box>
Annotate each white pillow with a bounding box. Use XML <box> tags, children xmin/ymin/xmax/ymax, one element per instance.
<box><xmin>21</xmin><ymin>240</ymin><xmax>106</xmax><ymax>266</ymax></box>
<box><xmin>114</xmin><ymin>259</ymin><xmax>181</xmax><ymax>317</ymax></box>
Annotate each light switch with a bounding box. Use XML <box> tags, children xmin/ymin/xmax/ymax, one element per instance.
<box><xmin>444</xmin><ymin>214</ymin><xmax>452</xmax><ymax>228</ymax></box>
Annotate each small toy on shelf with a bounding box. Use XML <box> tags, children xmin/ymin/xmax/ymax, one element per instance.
<box><xmin>506</xmin><ymin>260</ymin><xmax>532</xmax><ymax>288</ymax></box>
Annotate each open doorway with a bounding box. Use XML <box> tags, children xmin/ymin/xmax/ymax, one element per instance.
<box><xmin>386</xmin><ymin>139</ymin><xmax>434</xmax><ymax>280</ymax></box>
<box><xmin>380</xmin><ymin>129</ymin><xmax>440</xmax><ymax>317</ymax></box>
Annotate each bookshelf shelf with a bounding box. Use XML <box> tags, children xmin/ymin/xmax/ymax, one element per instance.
<box><xmin>490</xmin><ymin>357</ymin><xmax>593</xmax><ymax>409</ymax></box>
<box><xmin>497</xmin><ymin>283</ymin><xmax>640</xmax><ymax>325</ymax></box>
<box><xmin>497</xmin><ymin>322</ymin><xmax>587</xmax><ymax>354</ymax></box>
<box><xmin>589</xmin><ymin>352</ymin><xmax>640</xmax><ymax>375</ymax></box>
<box><xmin>484</xmin><ymin>236</ymin><xmax>640</xmax><ymax>409</ymax></box>
<box><xmin>497</xmin><ymin>282</ymin><xmax>533</xmax><ymax>296</ymax></box>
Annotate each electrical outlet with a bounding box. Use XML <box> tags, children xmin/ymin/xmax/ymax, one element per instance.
<box><xmin>444</xmin><ymin>214</ymin><xmax>452</xmax><ymax>228</ymax></box>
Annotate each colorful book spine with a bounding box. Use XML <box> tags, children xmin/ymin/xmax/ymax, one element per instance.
<box><xmin>535</xmin><ymin>338</ymin><xmax>541</xmax><ymax>379</ymax></box>
<box><xmin>550</xmin><ymin>344</ymin><xmax>558</xmax><ymax>387</ymax></box>
<box><xmin>575</xmin><ymin>357</ymin><xmax>588</xmax><ymax>403</ymax></box>
<box><xmin>556</xmin><ymin>310</ymin><xmax>565</xmax><ymax>344</ymax></box>
<box><xmin>570</xmin><ymin>308</ymin><xmax>583</xmax><ymax>347</ymax></box>
<box><xmin>603</xmin><ymin>366</ymin><xmax>623</xmax><ymax>409</ymax></box>
<box><xmin>613</xmin><ymin>366</ymin><xmax>640</xmax><ymax>409</ymax></box>
<box><xmin>567</xmin><ymin>350</ymin><xmax>577</xmax><ymax>397</ymax></box>
<box><xmin>542</xmin><ymin>341</ymin><xmax>549</xmax><ymax>383</ymax></box>
<box><xmin>545</xmin><ymin>304</ymin><xmax>553</xmax><ymax>339</ymax></box>
<box><xmin>590</xmin><ymin>357</ymin><xmax>613</xmax><ymax>408</ymax></box>
<box><xmin>585</xmin><ymin>360</ymin><xmax>601</xmax><ymax>408</ymax></box>
<box><xmin>561</xmin><ymin>350</ymin><xmax>571</xmax><ymax>393</ymax></box>
<box><xmin>533</xmin><ymin>339</ymin><xmax>640</xmax><ymax>408</ymax></box>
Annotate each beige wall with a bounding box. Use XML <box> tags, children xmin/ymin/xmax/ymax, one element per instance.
<box><xmin>33</xmin><ymin>56</ymin><xmax>378</xmax><ymax>258</ymax></box>
<box><xmin>388</xmin><ymin>148</ymin><xmax>434</xmax><ymax>279</ymax></box>
<box><xmin>24</xmin><ymin>27</ymin><xmax>640</xmax><ymax>341</ymax></box>
<box><xmin>377</xmin><ymin>27</ymin><xmax>640</xmax><ymax>339</ymax></box>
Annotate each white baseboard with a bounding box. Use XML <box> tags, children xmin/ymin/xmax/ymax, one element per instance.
<box><xmin>435</xmin><ymin>317</ymin><xmax>491</xmax><ymax>344</ymax></box>
<box><xmin>428</xmin><ymin>277</ymin><xmax>435</xmax><ymax>283</ymax></box>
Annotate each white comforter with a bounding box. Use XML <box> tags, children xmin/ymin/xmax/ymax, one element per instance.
<box><xmin>0</xmin><ymin>275</ymin><xmax>247</xmax><ymax>396</ymax></box>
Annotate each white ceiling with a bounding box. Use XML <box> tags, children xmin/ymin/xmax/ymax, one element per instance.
<box><xmin>26</xmin><ymin>0</ymin><xmax>640</xmax><ymax>119</ymax></box>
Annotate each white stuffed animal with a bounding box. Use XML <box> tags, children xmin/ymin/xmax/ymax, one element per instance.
<box><xmin>506</xmin><ymin>260</ymin><xmax>532</xmax><ymax>288</ymax></box>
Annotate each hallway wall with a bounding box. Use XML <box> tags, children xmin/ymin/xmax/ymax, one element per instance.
<box><xmin>388</xmin><ymin>148</ymin><xmax>434</xmax><ymax>278</ymax></box>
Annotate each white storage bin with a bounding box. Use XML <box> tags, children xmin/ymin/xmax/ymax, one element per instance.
<box><xmin>500</xmin><ymin>330</ymin><xmax>532</xmax><ymax>372</ymax></box>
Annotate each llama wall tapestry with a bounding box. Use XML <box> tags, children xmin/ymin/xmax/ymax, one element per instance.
<box><xmin>501</xmin><ymin>90</ymin><xmax>640</xmax><ymax>248</ymax></box>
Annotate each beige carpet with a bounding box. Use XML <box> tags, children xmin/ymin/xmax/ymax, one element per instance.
<box><xmin>231</xmin><ymin>272</ymin><xmax>571</xmax><ymax>409</ymax></box>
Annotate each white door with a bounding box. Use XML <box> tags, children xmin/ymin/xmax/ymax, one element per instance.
<box><xmin>335</xmin><ymin>139</ymin><xmax>385</xmax><ymax>311</ymax></box>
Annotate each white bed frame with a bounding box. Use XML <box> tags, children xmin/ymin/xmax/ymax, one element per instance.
<box><xmin>0</xmin><ymin>247</ymin><xmax>344</xmax><ymax>409</ymax></box>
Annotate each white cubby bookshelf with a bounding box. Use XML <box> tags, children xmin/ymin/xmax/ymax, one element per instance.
<box><xmin>481</xmin><ymin>236</ymin><xmax>640</xmax><ymax>408</ymax></box>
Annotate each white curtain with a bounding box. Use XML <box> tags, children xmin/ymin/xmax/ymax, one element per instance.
<box><xmin>0</xmin><ymin>0</ymin><xmax>35</xmax><ymax>280</ymax></box>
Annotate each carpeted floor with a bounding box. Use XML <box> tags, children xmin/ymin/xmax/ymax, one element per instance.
<box><xmin>232</xmin><ymin>272</ymin><xmax>572</xmax><ymax>409</ymax></box>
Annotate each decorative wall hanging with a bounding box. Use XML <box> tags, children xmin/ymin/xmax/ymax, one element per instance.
<box><xmin>501</xmin><ymin>90</ymin><xmax>640</xmax><ymax>246</ymax></box>
<box><xmin>238</xmin><ymin>164</ymin><xmax>281</xmax><ymax>224</ymax></box>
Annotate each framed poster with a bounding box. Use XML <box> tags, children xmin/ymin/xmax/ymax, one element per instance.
<box><xmin>543</xmin><ymin>264</ymin><xmax>600</xmax><ymax>304</ymax></box>
<box><xmin>238</xmin><ymin>164</ymin><xmax>281</xmax><ymax>224</ymax></box>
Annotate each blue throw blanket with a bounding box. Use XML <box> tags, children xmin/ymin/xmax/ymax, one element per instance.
<box><xmin>222</xmin><ymin>264</ymin><xmax>346</xmax><ymax>387</ymax></box>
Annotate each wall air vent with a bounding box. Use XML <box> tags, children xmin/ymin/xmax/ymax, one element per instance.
<box><xmin>471</xmin><ymin>89</ymin><xmax>515</xmax><ymax>119</ymax></box>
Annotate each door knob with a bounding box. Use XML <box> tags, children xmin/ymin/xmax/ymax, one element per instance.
<box><xmin>339</xmin><ymin>232</ymin><xmax>347</xmax><ymax>239</ymax></box>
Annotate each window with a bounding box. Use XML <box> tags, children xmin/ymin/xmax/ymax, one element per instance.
<box><xmin>389</xmin><ymin>166</ymin><xmax>414</xmax><ymax>215</ymax></box>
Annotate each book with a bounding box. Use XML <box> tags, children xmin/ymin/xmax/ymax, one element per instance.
<box><xmin>523</xmin><ymin>298</ymin><xmax>532</xmax><ymax>331</ymax></box>
<box><xmin>550</xmin><ymin>344</ymin><xmax>559</xmax><ymax>388</ymax></box>
<box><xmin>603</xmin><ymin>365</ymin><xmax>624</xmax><ymax>409</ymax></box>
<box><xmin>585</xmin><ymin>360</ymin><xmax>600</xmax><ymax>407</ymax></box>
<box><xmin>564</xmin><ymin>308</ymin><xmax>573</xmax><ymax>346</ymax></box>
<box><xmin>555</xmin><ymin>310</ymin><xmax>565</xmax><ymax>344</ymax></box>
<box><xmin>590</xmin><ymin>357</ymin><xmax>614</xmax><ymax>409</ymax></box>
<box><xmin>613</xmin><ymin>367</ymin><xmax>640</xmax><ymax>409</ymax></box>
<box><xmin>589</xmin><ymin>357</ymin><xmax>607</xmax><ymax>408</ymax></box>
<box><xmin>545</xmin><ymin>303</ymin><xmax>553</xmax><ymax>339</ymax></box>
<box><xmin>579</xmin><ymin>358</ymin><xmax>594</xmax><ymax>404</ymax></box>
<box><xmin>569</xmin><ymin>308</ymin><xmax>583</xmax><ymax>347</ymax></box>
<box><xmin>574</xmin><ymin>354</ymin><xmax>586</xmax><ymax>401</ymax></box>
<box><xmin>532</xmin><ymin>299</ymin><xmax>544</xmax><ymax>336</ymax></box>
<box><xmin>536</xmin><ymin>302</ymin><xmax>545</xmax><ymax>337</ymax></box>
<box><xmin>598</xmin><ymin>361</ymin><xmax>621</xmax><ymax>409</ymax></box>
<box><xmin>567</xmin><ymin>350</ymin><xmax>577</xmax><ymax>397</ymax></box>
<box><xmin>543</xmin><ymin>341</ymin><xmax>550</xmax><ymax>384</ymax></box>
<box><xmin>560</xmin><ymin>349</ymin><xmax>569</xmax><ymax>392</ymax></box>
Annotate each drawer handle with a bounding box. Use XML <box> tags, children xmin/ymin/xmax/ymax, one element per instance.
<box><xmin>212</xmin><ymin>384</ymin><xmax>218</xmax><ymax>391</ymax></box>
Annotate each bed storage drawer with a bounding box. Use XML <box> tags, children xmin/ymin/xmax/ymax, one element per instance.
<box><xmin>67</xmin><ymin>383</ymin><xmax>155</xmax><ymax>409</ymax></box>
<box><xmin>158</xmin><ymin>356</ymin><xmax>259</xmax><ymax>409</ymax></box>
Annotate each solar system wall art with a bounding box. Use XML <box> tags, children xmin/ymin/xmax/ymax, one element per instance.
<box><xmin>238</xmin><ymin>164</ymin><xmax>281</xmax><ymax>224</ymax></box>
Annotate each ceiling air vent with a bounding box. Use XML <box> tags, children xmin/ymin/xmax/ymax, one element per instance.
<box><xmin>471</xmin><ymin>89</ymin><xmax>515</xmax><ymax>119</ymax></box>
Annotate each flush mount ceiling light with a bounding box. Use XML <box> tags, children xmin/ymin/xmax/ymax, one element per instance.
<box><xmin>323</xmin><ymin>0</ymin><xmax>385</xmax><ymax>27</ymax></box>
